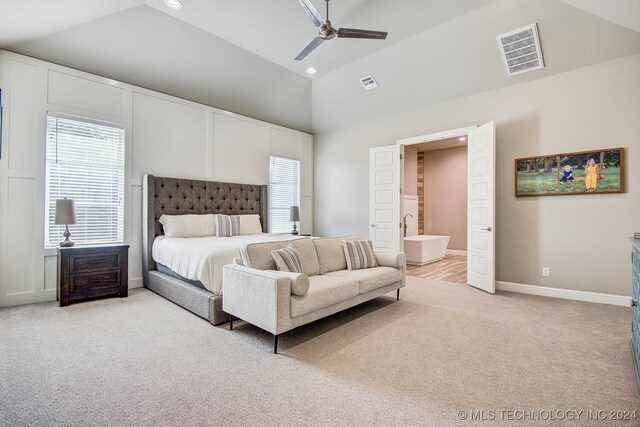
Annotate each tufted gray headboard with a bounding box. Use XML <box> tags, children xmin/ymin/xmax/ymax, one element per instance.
<box><xmin>142</xmin><ymin>174</ymin><xmax>268</xmax><ymax>285</ymax></box>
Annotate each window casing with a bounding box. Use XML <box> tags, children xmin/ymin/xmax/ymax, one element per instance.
<box><xmin>269</xmin><ymin>155</ymin><xmax>300</xmax><ymax>234</ymax></box>
<box><xmin>44</xmin><ymin>115</ymin><xmax>125</xmax><ymax>248</ymax></box>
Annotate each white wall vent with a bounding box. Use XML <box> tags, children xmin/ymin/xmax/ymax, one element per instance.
<box><xmin>496</xmin><ymin>23</ymin><xmax>544</xmax><ymax>76</ymax></box>
<box><xmin>359</xmin><ymin>75</ymin><xmax>378</xmax><ymax>90</ymax></box>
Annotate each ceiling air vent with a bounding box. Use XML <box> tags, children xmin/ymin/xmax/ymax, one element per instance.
<box><xmin>359</xmin><ymin>75</ymin><xmax>378</xmax><ymax>90</ymax></box>
<box><xmin>496</xmin><ymin>23</ymin><xmax>544</xmax><ymax>76</ymax></box>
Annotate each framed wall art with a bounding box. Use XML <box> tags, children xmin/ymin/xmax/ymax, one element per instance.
<box><xmin>515</xmin><ymin>148</ymin><xmax>625</xmax><ymax>197</ymax></box>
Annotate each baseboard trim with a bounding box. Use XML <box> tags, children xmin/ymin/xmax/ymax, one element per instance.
<box><xmin>496</xmin><ymin>281</ymin><xmax>630</xmax><ymax>306</ymax></box>
<box><xmin>446</xmin><ymin>249</ymin><xmax>467</xmax><ymax>256</ymax></box>
<box><xmin>130</xmin><ymin>278</ymin><xmax>143</xmax><ymax>289</ymax></box>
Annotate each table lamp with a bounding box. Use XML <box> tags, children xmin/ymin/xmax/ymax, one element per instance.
<box><xmin>55</xmin><ymin>198</ymin><xmax>77</xmax><ymax>247</ymax></box>
<box><xmin>290</xmin><ymin>206</ymin><xmax>300</xmax><ymax>235</ymax></box>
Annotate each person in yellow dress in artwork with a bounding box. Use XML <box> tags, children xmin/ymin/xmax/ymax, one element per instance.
<box><xmin>584</xmin><ymin>158</ymin><xmax>600</xmax><ymax>192</ymax></box>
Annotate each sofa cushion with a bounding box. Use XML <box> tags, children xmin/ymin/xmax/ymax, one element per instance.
<box><xmin>241</xmin><ymin>240</ymin><xmax>291</xmax><ymax>270</ymax></box>
<box><xmin>289</xmin><ymin>273</ymin><xmax>310</xmax><ymax>296</ymax></box>
<box><xmin>271</xmin><ymin>244</ymin><xmax>303</xmax><ymax>273</ymax></box>
<box><xmin>325</xmin><ymin>266</ymin><xmax>403</xmax><ymax>294</ymax></box>
<box><xmin>313</xmin><ymin>236</ymin><xmax>359</xmax><ymax>274</ymax></box>
<box><xmin>290</xmin><ymin>238</ymin><xmax>320</xmax><ymax>276</ymax></box>
<box><xmin>342</xmin><ymin>239</ymin><xmax>378</xmax><ymax>270</ymax></box>
<box><xmin>241</xmin><ymin>238</ymin><xmax>319</xmax><ymax>275</ymax></box>
<box><xmin>290</xmin><ymin>275</ymin><xmax>359</xmax><ymax>317</ymax></box>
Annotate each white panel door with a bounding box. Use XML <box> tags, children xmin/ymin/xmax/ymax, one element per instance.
<box><xmin>467</xmin><ymin>121</ymin><xmax>496</xmax><ymax>293</ymax></box>
<box><xmin>369</xmin><ymin>145</ymin><xmax>401</xmax><ymax>252</ymax></box>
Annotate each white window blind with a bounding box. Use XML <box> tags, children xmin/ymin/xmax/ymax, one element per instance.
<box><xmin>44</xmin><ymin>115</ymin><xmax>125</xmax><ymax>247</ymax></box>
<box><xmin>269</xmin><ymin>155</ymin><xmax>300</xmax><ymax>234</ymax></box>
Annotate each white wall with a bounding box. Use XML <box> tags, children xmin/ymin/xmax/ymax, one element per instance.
<box><xmin>0</xmin><ymin>50</ymin><xmax>313</xmax><ymax>307</ymax></box>
<box><xmin>314</xmin><ymin>54</ymin><xmax>640</xmax><ymax>297</ymax></box>
<box><xmin>6</xmin><ymin>5</ymin><xmax>312</xmax><ymax>133</ymax></box>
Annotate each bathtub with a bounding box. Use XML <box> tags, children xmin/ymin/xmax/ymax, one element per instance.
<box><xmin>404</xmin><ymin>235</ymin><xmax>451</xmax><ymax>265</ymax></box>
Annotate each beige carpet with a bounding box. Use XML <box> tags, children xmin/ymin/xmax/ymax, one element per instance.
<box><xmin>1</xmin><ymin>277</ymin><xmax>638</xmax><ymax>426</ymax></box>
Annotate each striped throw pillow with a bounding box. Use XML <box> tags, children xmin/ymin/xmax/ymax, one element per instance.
<box><xmin>216</xmin><ymin>214</ymin><xmax>240</xmax><ymax>237</ymax></box>
<box><xmin>271</xmin><ymin>245</ymin><xmax>303</xmax><ymax>273</ymax></box>
<box><xmin>342</xmin><ymin>239</ymin><xmax>378</xmax><ymax>270</ymax></box>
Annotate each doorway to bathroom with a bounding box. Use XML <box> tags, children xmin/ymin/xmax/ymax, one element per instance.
<box><xmin>370</xmin><ymin>122</ymin><xmax>495</xmax><ymax>292</ymax></box>
<box><xmin>403</xmin><ymin>135</ymin><xmax>469</xmax><ymax>283</ymax></box>
<box><xmin>394</xmin><ymin>122</ymin><xmax>495</xmax><ymax>292</ymax></box>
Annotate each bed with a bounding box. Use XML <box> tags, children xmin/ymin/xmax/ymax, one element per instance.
<box><xmin>142</xmin><ymin>174</ymin><xmax>284</xmax><ymax>325</ymax></box>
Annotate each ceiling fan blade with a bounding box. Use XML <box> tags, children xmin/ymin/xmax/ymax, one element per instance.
<box><xmin>297</xmin><ymin>0</ymin><xmax>326</xmax><ymax>28</ymax></box>
<box><xmin>337</xmin><ymin>28</ymin><xmax>388</xmax><ymax>39</ymax></box>
<box><xmin>294</xmin><ymin>37</ymin><xmax>325</xmax><ymax>61</ymax></box>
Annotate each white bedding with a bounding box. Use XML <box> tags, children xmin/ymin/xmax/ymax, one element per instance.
<box><xmin>152</xmin><ymin>233</ymin><xmax>299</xmax><ymax>295</ymax></box>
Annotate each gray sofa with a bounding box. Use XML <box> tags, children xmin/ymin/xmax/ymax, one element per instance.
<box><xmin>222</xmin><ymin>237</ymin><xmax>406</xmax><ymax>353</ymax></box>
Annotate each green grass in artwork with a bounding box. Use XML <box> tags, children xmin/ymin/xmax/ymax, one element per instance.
<box><xmin>516</xmin><ymin>166</ymin><xmax>621</xmax><ymax>195</ymax></box>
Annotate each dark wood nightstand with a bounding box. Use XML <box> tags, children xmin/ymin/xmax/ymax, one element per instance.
<box><xmin>58</xmin><ymin>244</ymin><xmax>129</xmax><ymax>307</ymax></box>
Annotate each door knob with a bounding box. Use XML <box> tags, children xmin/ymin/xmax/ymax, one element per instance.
<box><xmin>481</xmin><ymin>226</ymin><xmax>492</xmax><ymax>232</ymax></box>
<box><xmin>631</xmin><ymin>299</ymin><xmax>638</xmax><ymax>307</ymax></box>
<box><xmin>370</xmin><ymin>223</ymin><xmax>375</xmax><ymax>228</ymax></box>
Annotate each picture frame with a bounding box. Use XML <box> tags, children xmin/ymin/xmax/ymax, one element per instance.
<box><xmin>515</xmin><ymin>147</ymin><xmax>625</xmax><ymax>197</ymax></box>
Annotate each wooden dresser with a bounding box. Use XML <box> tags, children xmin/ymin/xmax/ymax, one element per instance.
<box><xmin>631</xmin><ymin>238</ymin><xmax>640</xmax><ymax>392</ymax></box>
<box><xmin>58</xmin><ymin>244</ymin><xmax>129</xmax><ymax>306</ymax></box>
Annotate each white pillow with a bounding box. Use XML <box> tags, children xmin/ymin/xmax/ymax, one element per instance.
<box><xmin>239</xmin><ymin>214</ymin><xmax>263</xmax><ymax>235</ymax></box>
<box><xmin>159</xmin><ymin>214</ymin><xmax>217</xmax><ymax>238</ymax></box>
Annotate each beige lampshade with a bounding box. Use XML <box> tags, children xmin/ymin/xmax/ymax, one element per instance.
<box><xmin>289</xmin><ymin>206</ymin><xmax>300</xmax><ymax>222</ymax></box>
<box><xmin>55</xmin><ymin>198</ymin><xmax>77</xmax><ymax>225</ymax></box>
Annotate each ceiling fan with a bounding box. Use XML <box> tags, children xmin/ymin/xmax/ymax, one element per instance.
<box><xmin>295</xmin><ymin>0</ymin><xmax>388</xmax><ymax>61</ymax></box>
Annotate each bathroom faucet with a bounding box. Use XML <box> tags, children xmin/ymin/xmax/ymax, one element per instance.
<box><xmin>403</xmin><ymin>213</ymin><xmax>414</xmax><ymax>237</ymax></box>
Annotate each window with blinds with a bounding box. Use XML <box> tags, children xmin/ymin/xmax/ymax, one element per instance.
<box><xmin>269</xmin><ymin>155</ymin><xmax>300</xmax><ymax>234</ymax></box>
<box><xmin>44</xmin><ymin>115</ymin><xmax>125</xmax><ymax>248</ymax></box>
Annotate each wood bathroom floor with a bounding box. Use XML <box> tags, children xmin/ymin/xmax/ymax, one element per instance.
<box><xmin>406</xmin><ymin>255</ymin><xmax>467</xmax><ymax>284</ymax></box>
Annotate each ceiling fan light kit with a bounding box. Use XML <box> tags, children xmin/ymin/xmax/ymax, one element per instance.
<box><xmin>295</xmin><ymin>0</ymin><xmax>388</xmax><ymax>61</ymax></box>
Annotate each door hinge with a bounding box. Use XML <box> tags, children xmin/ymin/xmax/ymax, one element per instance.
<box><xmin>400</xmin><ymin>153</ymin><xmax>403</xmax><ymax>160</ymax></box>
<box><xmin>399</xmin><ymin>222</ymin><xmax>402</xmax><ymax>228</ymax></box>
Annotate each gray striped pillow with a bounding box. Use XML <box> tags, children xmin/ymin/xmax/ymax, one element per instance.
<box><xmin>342</xmin><ymin>239</ymin><xmax>378</xmax><ymax>270</ymax></box>
<box><xmin>271</xmin><ymin>245</ymin><xmax>303</xmax><ymax>273</ymax></box>
<box><xmin>216</xmin><ymin>215</ymin><xmax>240</xmax><ymax>237</ymax></box>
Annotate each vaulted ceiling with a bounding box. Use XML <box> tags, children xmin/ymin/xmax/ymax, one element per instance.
<box><xmin>0</xmin><ymin>0</ymin><xmax>638</xmax><ymax>132</ymax></box>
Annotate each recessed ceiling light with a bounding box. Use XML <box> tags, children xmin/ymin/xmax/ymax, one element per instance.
<box><xmin>306</xmin><ymin>67</ymin><xmax>317</xmax><ymax>75</ymax></box>
<box><xmin>459</xmin><ymin>137</ymin><xmax>467</xmax><ymax>141</ymax></box>
<box><xmin>164</xmin><ymin>0</ymin><xmax>183</xmax><ymax>10</ymax></box>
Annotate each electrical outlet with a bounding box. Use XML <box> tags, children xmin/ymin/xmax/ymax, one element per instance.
<box><xmin>542</xmin><ymin>267</ymin><xmax>550</xmax><ymax>277</ymax></box>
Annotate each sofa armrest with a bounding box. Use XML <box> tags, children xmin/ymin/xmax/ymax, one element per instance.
<box><xmin>375</xmin><ymin>251</ymin><xmax>406</xmax><ymax>270</ymax></box>
<box><xmin>222</xmin><ymin>264</ymin><xmax>306</xmax><ymax>335</ymax></box>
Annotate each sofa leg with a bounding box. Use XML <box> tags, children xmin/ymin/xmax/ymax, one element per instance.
<box><xmin>274</xmin><ymin>334</ymin><xmax>279</xmax><ymax>354</ymax></box>
<box><xmin>397</xmin><ymin>289</ymin><xmax>400</xmax><ymax>301</ymax></box>
<box><xmin>229</xmin><ymin>314</ymin><xmax>234</xmax><ymax>330</ymax></box>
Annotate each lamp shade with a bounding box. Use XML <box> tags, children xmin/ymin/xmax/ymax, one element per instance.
<box><xmin>55</xmin><ymin>198</ymin><xmax>77</xmax><ymax>225</ymax></box>
<box><xmin>289</xmin><ymin>206</ymin><xmax>300</xmax><ymax>222</ymax></box>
